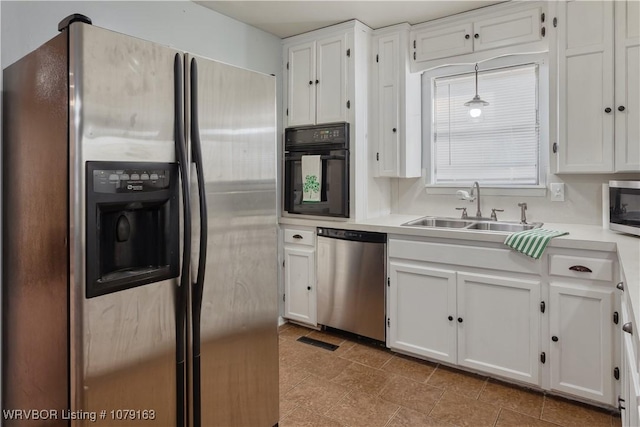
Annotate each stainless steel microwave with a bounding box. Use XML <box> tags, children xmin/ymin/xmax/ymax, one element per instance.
<box><xmin>609</xmin><ymin>181</ymin><xmax>640</xmax><ymax>236</ymax></box>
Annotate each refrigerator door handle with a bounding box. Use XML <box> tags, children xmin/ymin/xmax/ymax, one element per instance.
<box><xmin>174</xmin><ymin>52</ymin><xmax>191</xmax><ymax>427</ymax></box>
<box><xmin>189</xmin><ymin>57</ymin><xmax>208</xmax><ymax>427</ymax></box>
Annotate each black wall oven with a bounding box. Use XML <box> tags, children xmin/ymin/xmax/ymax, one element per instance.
<box><xmin>284</xmin><ymin>123</ymin><xmax>349</xmax><ymax>218</ymax></box>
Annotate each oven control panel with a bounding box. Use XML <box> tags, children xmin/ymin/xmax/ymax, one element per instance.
<box><xmin>285</xmin><ymin>122</ymin><xmax>349</xmax><ymax>149</ymax></box>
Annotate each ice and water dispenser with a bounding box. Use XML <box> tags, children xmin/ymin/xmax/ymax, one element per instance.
<box><xmin>85</xmin><ymin>162</ymin><xmax>180</xmax><ymax>298</ymax></box>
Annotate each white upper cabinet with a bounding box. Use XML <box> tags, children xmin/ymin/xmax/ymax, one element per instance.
<box><xmin>413</xmin><ymin>23</ymin><xmax>473</xmax><ymax>63</ymax></box>
<box><xmin>316</xmin><ymin>35</ymin><xmax>348</xmax><ymax>125</ymax></box>
<box><xmin>285</xmin><ymin>33</ymin><xmax>347</xmax><ymax>127</ymax></box>
<box><xmin>555</xmin><ymin>0</ymin><xmax>639</xmax><ymax>173</ymax></box>
<box><xmin>556</xmin><ymin>0</ymin><xmax>615</xmax><ymax>173</ymax></box>
<box><xmin>372</xmin><ymin>25</ymin><xmax>421</xmax><ymax>178</ymax></box>
<box><xmin>411</xmin><ymin>3</ymin><xmax>544</xmax><ymax>66</ymax></box>
<box><xmin>614</xmin><ymin>0</ymin><xmax>640</xmax><ymax>171</ymax></box>
<box><xmin>287</xmin><ymin>42</ymin><xmax>316</xmax><ymax>127</ymax></box>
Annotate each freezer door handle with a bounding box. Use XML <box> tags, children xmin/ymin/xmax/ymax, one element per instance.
<box><xmin>190</xmin><ymin>57</ymin><xmax>208</xmax><ymax>427</ymax></box>
<box><xmin>174</xmin><ymin>53</ymin><xmax>191</xmax><ymax>427</ymax></box>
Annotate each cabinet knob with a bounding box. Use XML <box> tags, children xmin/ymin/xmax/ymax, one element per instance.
<box><xmin>605</xmin><ymin>107</ymin><xmax>612</xmax><ymax>113</ymax></box>
<box><xmin>448</xmin><ymin>316</ymin><xmax>453</xmax><ymax>321</ymax></box>
<box><xmin>623</xmin><ymin>322</ymin><xmax>633</xmax><ymax>335</ymax></box>
<box><xmin>618</xmin><ymin>105</ymin><xmax>626</xmax><ymax>112</ymax></box>
<box><xmin>465</xmin><ymin>34</ymin><xmax>470</xmax><ymax>39</ymax></box>
<box><xmin>315</xmin><ymin>79</ymin><xmax>319</xmax><ymax>84</ymax></box>
<box><xmin>617</xmin><ymin>282</ymin><xmax>625</xmax><ymax>291</ymax></box>
<box><xmin>392</xmin><ymin>128</ymin><xmax>397</xmax><ymax>133</ymax></box>
<box><xmin>309</xmin><ymin>80</ymin><xmax>313</xmax><ymax>85</ymax></box>
<box><xmin>457</xmin><ymin>317</ymin><xmax>463</xmax><ymax>323</ymax></box>
<box><xmin>552</xmin><ymin>336</ymin><xmax>559</xmax><ymax>342</ymax></box>
<box><xmin>474</xmin><ymin>33</ymin><xmax>479</xmax><ymax>39</ymax></box>
<box><xmin>307</xmin><ymin>286</ymin><xmax>311</xmax><ymax>291</ymax></box>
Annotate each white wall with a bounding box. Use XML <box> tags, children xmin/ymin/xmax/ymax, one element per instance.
<box><xmin>1</xmin><ymin>1</ymin><xmax>282</xmax><ymax>74</ymax></box>
<box><xmin>391</xmin><ymin>172</ymin><xmax>640</xmax><ymax>226</ymax></box>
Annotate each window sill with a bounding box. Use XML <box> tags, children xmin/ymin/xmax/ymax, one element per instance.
<box><xmin>425</xmin><ymin>185</ymin><xmax>547</xmax><ymax>197</ymax></box>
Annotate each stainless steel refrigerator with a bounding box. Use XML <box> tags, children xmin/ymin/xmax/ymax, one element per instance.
<box><xmin>2</xmin><ymin>15</ymin><xmax>278</xmax><ymax>427</ymax></box>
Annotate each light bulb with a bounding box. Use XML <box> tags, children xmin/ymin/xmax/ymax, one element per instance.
<box><xmin>469</xmin><ymin>108</ymin><xmax>482</xmax><ymax>118</ymax></box>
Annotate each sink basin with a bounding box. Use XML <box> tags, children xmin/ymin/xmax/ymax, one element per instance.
<box><xmin>401</xmin><ymin>216</ymin><xmax>543</xmax><ymax>233</ymax></box>
<box><xmin>403</xmin><ymin>217</ymin><xmax>473</xmax><ymax>228</ymax></box>
<box><xmin>465</xmin><ymin>222</ymin><xmax>541</xmax><ymax>232</ymax></box>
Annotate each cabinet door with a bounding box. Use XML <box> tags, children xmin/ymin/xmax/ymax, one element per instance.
<box><xmin>284</xmin><ymin>246</ymin><xmax>316</xmax><ymax>326</ymax></box>
<box><xmin>457</xmin><ymin>273</ymin><xmax>541</xmax><ymax>385</ymax></box>
<box><xmin>557</xmin><ymin>0</ymin><xmax>614</xmax><ymax>173</ymax></box>
<box><xmin>549</xmin><ymin>282</ymin><xmax>614</xmax><ymax>404</ymax></box>
<box><xmin>413</xmin><ymin>23</ymin><xmax>473</xmax><ymax>62</ymax></box>
<box><xmin>615</xmin><ymin>0</ymin><xmax>640</xmax><ymax>172</ymax></box>
<box><xmin>377</xmin><ymin>33</ymin><xmax>400</xmax><ymax>177</ymax></box>
<box><xmin>388</xmin><ymin>262</ymin><xmax>457</xmax><ymax>364</ymax></box>
<box><xmin>473</xmin><ymin>7</ymin><xmax>542</xmax><ymax>52</ymax></box>
<box><xmin>316</xmin><ymin>34</ymin><xmax>347</xmax><ymax>124</ymax></box>
<box><xmin>287</xmin><ymin>41</ymin><xmax>316</xmax><ymax>127</ymax></box>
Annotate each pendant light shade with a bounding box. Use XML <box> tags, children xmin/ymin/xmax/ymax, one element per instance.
<box><xmin>464</xmin><ymin>64</ymin><xmax>489</xmax><ymax>119</ymax></box>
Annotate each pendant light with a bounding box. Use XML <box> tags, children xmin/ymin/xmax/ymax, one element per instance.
<box><xmin>464</xmin><ymin>63</ymin><xmax>489</xmax><ymax>119</ymax></box>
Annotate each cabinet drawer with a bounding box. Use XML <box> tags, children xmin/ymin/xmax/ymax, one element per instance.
<box><xmin>548</xmin><ymin>254</ymin><xmax>614</xmax><ymax>282</ymax></box>
<box><xmin>284</xmin><ymin>228</ymin><xmax>315</xmax><ymax>246</ymax></box>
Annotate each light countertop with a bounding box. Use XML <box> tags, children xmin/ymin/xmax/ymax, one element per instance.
<box><xmin>280</xmin><ymin>214</ymin><xmax>640</xmax><ymax>333</ymax></box>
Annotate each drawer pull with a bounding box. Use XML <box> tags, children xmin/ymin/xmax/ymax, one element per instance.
<box><xmin>569</xmin><ymin>265</ymin><xmax>592</xmax><ymax>273</ymax></box>
<box><xmin>292</xmin><ymin>234</ymin><xmax>303</xmax><ymax>239</ymax></box>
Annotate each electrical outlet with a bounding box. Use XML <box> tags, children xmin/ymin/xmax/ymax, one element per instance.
<box><xmin>550</xmin><ymin>183</ymin><xmax>565</xmax><ymax>202</ymax></box>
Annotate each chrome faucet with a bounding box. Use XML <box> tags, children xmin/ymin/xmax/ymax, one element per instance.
<box><xmin>470</xmin><ymin>181</ymin><xmax>482</xmax><ymax>218</ymax></box>
<box><xmin>518</xmin><ymin>202</ymin><xmax>528</xmax><ymax>224</ymax></box>
<box><xmin>456</xmin><ymin>181</ymin><xmax>482</xmax><ymax>217</ymax></box>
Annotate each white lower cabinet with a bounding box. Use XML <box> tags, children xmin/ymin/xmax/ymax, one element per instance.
<box><xmin>388</xmin><ymin>238</ymin><xmax>623</xmax><ymax>407</ymax></box>
<box><xmin>388</xmin><ymin>262</ymin><xmax>457</xmax><ymax>363</ymax></box>
<box><xmin>621</xmin><ymin>325</ymin><xmax>640</xmax><ymax>427</ymax></box>
<box><xmin>549</xmin><ymin>282</ymin><xmax>615</xmax><ymax>404</ymax></box>
<box><xmin>457</xmin><ymin>272</ymin><xmax>540</xmax><ymax>385</ymax></box>
<box><xmin>388</xmin><ymin>259</ymin><xmax>540</xmax><ymax>386</ymax></box>
<box><xmin>282</xmin><ymin>227</ymin><xmax>317</xmax><ymax>326</ymax></box>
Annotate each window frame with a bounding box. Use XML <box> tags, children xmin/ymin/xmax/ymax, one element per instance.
<box><xmin>422</xmin><ymin>53</ymin><xmax>549</xmax><ymax>197</ymax></box>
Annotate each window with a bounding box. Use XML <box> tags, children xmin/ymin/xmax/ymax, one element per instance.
<box><xmin>430</xmin><ymin>63</ymin><xmax>540</xmax><ymax>187</ymax></box>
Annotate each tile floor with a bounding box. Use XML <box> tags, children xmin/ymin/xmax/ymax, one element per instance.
<box><xmin>278</xmin><ymin>323</ymin><xmax>622</xmax><ymax>427</ymax></box>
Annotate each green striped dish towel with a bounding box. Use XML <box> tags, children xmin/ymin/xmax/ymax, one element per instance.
<box><xmin>504</xmin><ymin>228</ymin><xmax>569</xmax><ymax>259</ymax></box>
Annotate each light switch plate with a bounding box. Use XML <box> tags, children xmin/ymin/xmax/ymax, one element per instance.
<box><xmin>550</xmin><ymin>183</ymin><xmax>565</xmax><ymax>202</ymax></box>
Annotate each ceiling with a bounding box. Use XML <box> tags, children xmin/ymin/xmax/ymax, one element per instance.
<box><xmin>196</xmin><ymin>1</ymin><xmax>503</xmax><ymax>39</ymax></box>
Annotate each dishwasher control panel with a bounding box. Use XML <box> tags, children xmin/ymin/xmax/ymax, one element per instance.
<box><xmin>317</xmin><ymin>227</ymin><xmax>386</xmax><ymax>243</ymax></box>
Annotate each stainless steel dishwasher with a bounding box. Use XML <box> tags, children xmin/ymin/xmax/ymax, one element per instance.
<box><xmin>316</xmin><ymin>227</ymin><xmax>386</xmax><ymax>341</ymax></box>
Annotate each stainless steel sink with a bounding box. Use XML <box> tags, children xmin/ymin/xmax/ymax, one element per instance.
<box><xmin>465</xmin><ymin>222</ymin><xmax>541</xmax><ymax>232</ymax></box>
<box><xmin>401</xmin><ymin>216</ymin><xmax>543</xmax><ymax>233</ymax></box>
<box><xmin>403</xmin><ymin>217</ymin><xmax>473</xmax><ymax>228</ymax></box>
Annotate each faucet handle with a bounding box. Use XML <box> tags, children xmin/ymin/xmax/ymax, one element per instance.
<box><xmin>455</xmin><ymin>207</ymin><xmax>468</xmax><ymax>219</ymax></box>
<box><xmin>518</xmin><ymin>202</ymin><xmax>528</xmax><ymax>209</ymax></box>
<box><xmin>490</xmin><ymin>208</ymin><xmax>504</xmax><ymax>221</ymax></box>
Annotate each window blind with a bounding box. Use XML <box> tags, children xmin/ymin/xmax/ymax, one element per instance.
<box><xmin>433</xmin><ymin>64</ymin><xmax>539</xmax><ymax>185</ymax></box>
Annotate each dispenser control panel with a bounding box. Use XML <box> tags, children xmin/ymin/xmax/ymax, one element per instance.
<box><xmin>92</xmin><ymin>168</ymin><xmax>171</xmax><ymax>193</ymax></box>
